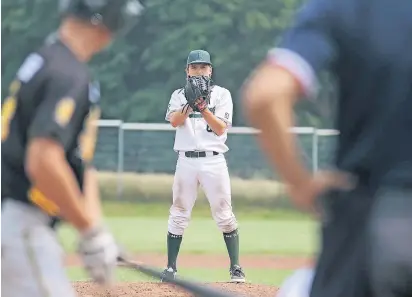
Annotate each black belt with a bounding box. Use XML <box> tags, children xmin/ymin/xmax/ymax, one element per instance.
<box><xmin>184</xmin><ymin>151</ymin><xmax>219</xmax><ymax>158</ymax></box>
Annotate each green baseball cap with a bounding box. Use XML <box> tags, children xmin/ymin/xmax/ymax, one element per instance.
<box><xmin>186</xmin><ymin>49</ymin><xmax>212</xmax><ymax>66</ymax></box>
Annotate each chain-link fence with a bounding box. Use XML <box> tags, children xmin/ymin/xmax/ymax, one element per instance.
<box><xmin>92</xmin><ymin>120</ymin><xmax>339</xmax><ymax>199</ymax></box>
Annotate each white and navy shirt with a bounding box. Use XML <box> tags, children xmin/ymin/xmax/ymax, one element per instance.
<box><xmin>165</xmin><ymin>85</ymin><xmax>233</xmax><ymax>153</ymax></box>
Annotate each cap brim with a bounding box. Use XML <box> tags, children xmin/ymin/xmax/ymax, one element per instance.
<box><xmin>187</xmin><ymin>60</ymin><xmax>212</xmax><ymax>65</ymax></box>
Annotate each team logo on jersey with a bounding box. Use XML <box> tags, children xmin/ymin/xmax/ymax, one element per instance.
<box><xmin>54</xmin><ymin>97</ymin><xmax>76</xmax><ymax>127</ymax></box>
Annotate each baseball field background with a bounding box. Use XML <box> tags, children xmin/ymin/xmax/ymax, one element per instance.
<box><xmin>57</xmin><ymin>171</ymin><xmax>319</xmax><ymax>296</ymax></box>
<box><xmin>57</xmin><ymin>122</ymin><xmax>334</xmax><ymax>296</ymax></box>
<box><xmin>2</xmin><ymin>0</ymin><xmax>340</xmax><ymax>295</ymax></box>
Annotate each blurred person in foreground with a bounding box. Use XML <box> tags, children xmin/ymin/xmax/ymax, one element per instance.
<box><xmin>242</xmin><ymin>0</ymin><xmax>412</xmax><ymax>296</ymax></box>
<box><xmin>1</xmin><ymin>0</ymin><xmax>144</xmax><ymax>296</ymax></box>
<box><xmin>277</xmin><ymin>267</ymin><xmax>314</xmax><ymax>297</ymax></box>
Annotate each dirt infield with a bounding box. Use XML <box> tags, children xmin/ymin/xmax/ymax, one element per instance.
<box><xmin>74</xmin><ymin>281</ymin><xmax>279</xmax><ymax>297</ymax></box>
<box><xmin>69</xmin><ymin>253</ymin><xmax>312</xmax><ymax>297</ymax></box>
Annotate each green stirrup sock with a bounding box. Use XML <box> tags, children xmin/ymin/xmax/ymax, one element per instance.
<box><xmin>167</xmin><ymin>232</ymin><xmax>183</xmax><ymax>271</ymax></box>
<box><xmin>223</xmin><ymin>229</ymin><xmax>240</xmax><ymax>268</ymax></box>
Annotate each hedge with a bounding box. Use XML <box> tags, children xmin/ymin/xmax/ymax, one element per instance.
<box><xmin>97</xmin><ymin>171</ymin><xmax>294</xmax><ymax>209</ymax></box>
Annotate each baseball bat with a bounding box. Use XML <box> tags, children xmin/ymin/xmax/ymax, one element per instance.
<box><xmin>117</xmin><ymin>256</ymin><xmax>238</xmax><ymax>297</ymax></box>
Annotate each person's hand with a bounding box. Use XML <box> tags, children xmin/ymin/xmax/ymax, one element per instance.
<box><xmin>195</xmin><ymin>97</ymin><xmax>208</xmax><ymax>112</ymax></box>
<box><xmin>77</xmin><ymin>225</ymin><xmax>119</xmax><ymax>285</ymax></box>
<box><xmin>287</xmin><ymin>170</ymin><xmax>356</xmax><ymax>213</ymax></box>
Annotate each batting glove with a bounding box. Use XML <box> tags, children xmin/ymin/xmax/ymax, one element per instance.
<box><xmin>77</xmin><ymin>225</ymin><xmax>119</xmax><ymax>285</ymax></box>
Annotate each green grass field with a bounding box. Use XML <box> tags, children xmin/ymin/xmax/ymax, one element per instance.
<box><xmin>67</xmin><ymin>267</ymin><xmax>294</xmax><ymax>285</ymax></box>
<box><xmin>61</xmin><ymin>202</ymin><xmax>317</xmax><ymax>285</ymax></box>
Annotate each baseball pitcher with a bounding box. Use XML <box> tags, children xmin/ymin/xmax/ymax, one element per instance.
<box><xmin>1</xmin><ymin>1</ymin><xmax>144</xmax><ymax>297</ymax></box>
<box><xmin>162</xmin><ymin>50</ymin><xmax>246</xmax><ymax>283</ymax></box>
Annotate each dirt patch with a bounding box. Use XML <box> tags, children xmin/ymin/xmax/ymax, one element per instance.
<box><xmin>71</xmin><ymin>254</ymin><xmax>312</xmax><ymax>296</ymax></box>
<box><xmin>74</xmin><ymin>281</ymin><xmax>278</xmax><ymax>297</ymax></box>
<box><xmin>66</xmin><ymin>253</ymin><xmax>312</xmax><ymax>270</ymax></box>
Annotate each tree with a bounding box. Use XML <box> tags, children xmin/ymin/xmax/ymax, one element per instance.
<box><xmin>2</xmin><ymin>0</ymin><xmax>335</xmax><ymax>127</ymax></box>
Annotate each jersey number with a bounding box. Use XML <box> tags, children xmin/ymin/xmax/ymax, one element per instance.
<box><xmin>1</xmin><ymin>80</ymin><xmax>21</xmax><ymax>142</ymax></box>
<box><xmin>206</xmin><ymin>125</ymin><xmax>213</xmax><ymax>132</ymax></box>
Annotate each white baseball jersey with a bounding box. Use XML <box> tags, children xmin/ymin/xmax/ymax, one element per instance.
<box><xmin>165</xmin><ymin>85</ymin><xmax>233</xmax><ymax>153</ymax></box>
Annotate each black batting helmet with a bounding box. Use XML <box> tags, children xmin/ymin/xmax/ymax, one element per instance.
<box><xmin>59</xmin><ymin>0</ymin><xmax>144</xmax><ymax>34</ymax></box>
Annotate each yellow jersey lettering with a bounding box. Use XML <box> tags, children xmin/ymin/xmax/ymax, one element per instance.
<box><xmin>28</xmin><ymin>187</ymin><xmax>60</xmax><ymax>216</ymax></box>
<box><xmin>79</xmin><ymin>107</ymin><xmax>101</xmax><ymax>162</ymax></box>
<box><xmin>1</xmin><ymin>80</ymin><xmax>21</xmax><ymax>142</ymax></box>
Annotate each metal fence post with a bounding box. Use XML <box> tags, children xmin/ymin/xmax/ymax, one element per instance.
<box><xmin>312</xmin><ymin>129</ymin><xmax>319</xmax><ymax>173</ymax></box>
<box><xmin>117</xmin><ymin>121</ymin><xmax>124</xmax><ymax>200</ymax></box>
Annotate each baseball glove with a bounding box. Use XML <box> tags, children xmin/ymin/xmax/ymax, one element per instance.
<box><xmin>183</xmin><ymin>75</ymin><xmax>211</xmax><ymax>113</ymax></box>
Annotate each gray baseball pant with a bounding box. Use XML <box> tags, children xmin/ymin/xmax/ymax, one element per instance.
<box><xmin>1</xmin><ymin>199</ymin><xmax>76</xmax><ymax>297</ymax></box>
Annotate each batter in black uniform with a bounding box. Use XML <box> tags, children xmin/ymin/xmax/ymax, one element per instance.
<box><xmin>242</xmin><ymin>0</ymin><xmax>412</xmax><ymax>296</ymax></box>
<box><xmin>1</xmin><ymin>1</ymin><xmax>144</xmax><ymax>297</ymax></box>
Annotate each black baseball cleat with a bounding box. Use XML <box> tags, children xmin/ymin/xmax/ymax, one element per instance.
<box><xmin>230</xmin><ymin>265</ymin><xmax>246</xmax><ymax>283</ymax></box>
<box><xmin>160</xmin><ymin>267</ymin><xmax>176</xmax><ymax>282</ymax></box>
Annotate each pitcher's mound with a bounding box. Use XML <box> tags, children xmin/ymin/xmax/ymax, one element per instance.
<box><xmin>74</xmin><ymin>281</ymin><xmax>278</xmax><ymax>297</ymax></box>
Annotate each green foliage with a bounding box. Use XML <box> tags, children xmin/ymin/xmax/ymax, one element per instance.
<box><xmin>2</xmin><ymin>0</ymin><xmax>336</xmax><ymax>127</ymax></box>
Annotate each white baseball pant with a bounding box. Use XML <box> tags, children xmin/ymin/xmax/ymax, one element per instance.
<box><xmin>168</xmin><ymin>152</ymin><xmax>238</xmax><ymax>235</ymax></box>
